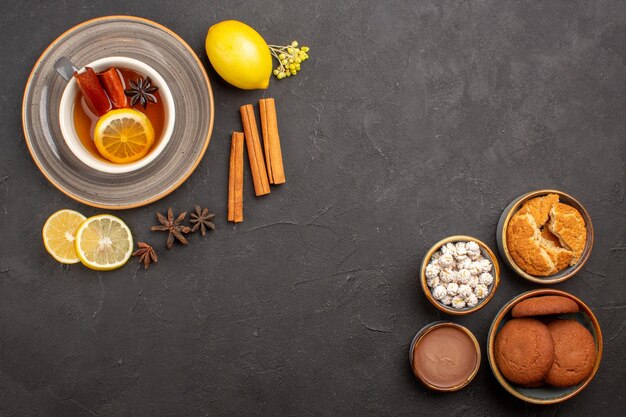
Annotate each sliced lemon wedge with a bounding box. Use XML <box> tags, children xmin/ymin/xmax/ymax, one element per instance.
<box><xmin>94</xmin><ymin>108</ymin><xmax>155</xmax><ymax>164</ymax></box>
<box><xmin>42</xmin><ymin>209</ymin><xmax>86</xmax><ymax>264</ymax></box>
<box><xmin>75</xmin><ymin>214</ymin><xmax>133</xmax><ymax>271</ymax></box>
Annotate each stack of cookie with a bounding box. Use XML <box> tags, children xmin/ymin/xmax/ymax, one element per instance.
<box><xmin>494</xmin><ymin>295</ymin><xmax>596</xmax><ymax>388</ymax></box>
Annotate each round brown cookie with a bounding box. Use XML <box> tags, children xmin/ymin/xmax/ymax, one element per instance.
<box><xmin>494</xmin><ymin>318</ymin><xmax>554</xmax><ymax>386</ymax></box>
<box><xmin>511</xmin><ymin>295</ymin><xmax>579</xmax><ymax>318</ymax></box>
<box><xmin>546</xmin><ymin>319</ymin><xmax>596</xmax><ymax>387</ymax></box>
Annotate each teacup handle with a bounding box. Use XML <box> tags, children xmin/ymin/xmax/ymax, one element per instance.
<box><xmin>54</xmin><ymin>57</ymin><xmax>78</xmax><ymax>82</ymax></box>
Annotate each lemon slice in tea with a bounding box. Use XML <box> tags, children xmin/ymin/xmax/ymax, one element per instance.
<box><xmin>94</xmin><ymin>108</ymin><xmax>155</xmax><ymax>164</ymax></box>
<box><xmin>75</xmin><ymin>214</ymin><xmax>133</xmax><ymax>271</ymax></box>
<box><xmin>42</xmin><ymin>209</ymin><xmax>87</xmax><ymax>264</ymax></box>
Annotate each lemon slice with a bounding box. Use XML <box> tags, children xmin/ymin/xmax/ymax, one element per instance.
<box><xmin>42</xmin><ymin>209</ymin><xmax>87</xmax><ymax>264</ymax></box>
<box><xmin>94</xmin><ymin>108</ymin><xmax>155</xmax><ymax>164</ymax></box>
<box><xmin>75</xmin><ymin>214</ymin><xmax>133</xmax><ymax>271</ymax></box>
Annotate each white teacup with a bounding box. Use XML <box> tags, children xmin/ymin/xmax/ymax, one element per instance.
<box><xmin>59</xmin><ymin>56</ymin><xmax>175</xmax><ymax>174</ymax></box>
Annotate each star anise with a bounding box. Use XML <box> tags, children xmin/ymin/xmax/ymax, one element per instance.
<box><xmin>124</xmin><ymin>76</ymin><xmax>158</xmax><ymax>109</ymax></box>
<box><xmin>132</xmin><ymin>242</ymin><xmax>158</xmax><ymax>269</ymax></box>
<box><xmin>151</xmin><ymin>208</ymin><xmax>191</xmax><ymax>249</ymax></box>
<box><xmin>189</xmin><ymin>205</ymin><xmax>216</xmax><ymax>236</ymax></box>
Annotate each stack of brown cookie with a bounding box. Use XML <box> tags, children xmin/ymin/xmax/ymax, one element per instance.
<box><xmin>494</xmin><ymin>295</ymin><xmax>596</xmax><ymax>387</ymax></box>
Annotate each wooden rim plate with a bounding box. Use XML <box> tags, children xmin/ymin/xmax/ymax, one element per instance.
<box><xmin>487</xmin><ymin>289</ymin><xmax>603</xmax><ymax>404</ymax></box>
<box><xmin>496</xmin><ymin>189</ymin><xmax>594</xmax><ymax>284</ymax></box>
<box><xmin>22</xmin><ymin>16</ymin><xmax>214</xmax><ymax>209</ymax></box>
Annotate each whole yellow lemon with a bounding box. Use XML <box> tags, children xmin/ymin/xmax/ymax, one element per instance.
<box><xmin>205</xmin><ymin>20</ymin><xmax>272</xmax><ymax>90</ymax></box>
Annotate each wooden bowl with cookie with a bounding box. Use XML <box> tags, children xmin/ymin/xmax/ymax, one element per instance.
<box><xmin>420</xmin><ymin>235</ymin><xmax>500</xmax><ymax>315</ymax></box>
<box><xmin>487</xmin><ymin>289</ymin><xmax>602</xmax><ymax>404</ymax></box>
<box><xmin>496</xmin><ymin>189</ymin><xmax>594</xmax><ymax>284</ymax></box>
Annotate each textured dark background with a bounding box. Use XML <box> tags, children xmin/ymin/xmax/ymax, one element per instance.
<box><xmin>1</xmin><ymin>0</ymin><xmax>625</xmax><ymax>416</ymax></box>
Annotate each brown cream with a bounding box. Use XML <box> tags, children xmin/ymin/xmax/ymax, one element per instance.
<box><xmin>412</xmin><ymin>326</ymin><xmax>478</xmax><ymax>389</ymax></box>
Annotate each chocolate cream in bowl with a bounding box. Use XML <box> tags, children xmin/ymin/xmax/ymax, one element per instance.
<box><xmin>412</xmin><ymin>325</ymin><xmax>479</xmax><ymax>390</ymax></box>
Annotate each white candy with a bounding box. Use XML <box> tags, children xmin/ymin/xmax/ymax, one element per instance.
<box><xmin>475</xmin><ymin>284</ymin><xmax>489</xmax><ymax>299</ymax></box>
<box><xmin>466</xmin><ymin>241</ymin><xmax>481</xmax><ymax>260</ymax></box>
<box><xmin>438</xmin><ymin>253</ymin><xmax>456</xmax><ymax>268</ymax></box>
<box><xmin>479</xmin><ymin>272</ymin><xmax>494</xmax><ymax>286</ymax></box>
<box><xmin>468</xmin><ymin>276</ymin><xmax>479</xmax><ymax>288</ymax></box>
<box><xmin>457</xmin><ymin>269</ymin><xmax>472</xmax><ymax>284</ymax></box>
<box><xmin>426</xmin><ymin>274</ymin><xmax>440</xmax><ymax>288</ymax></box>
<box><xmin>477</xmin><ymin>258</ymin><xmax>492</xmax><ymax>273</ymax></box>
<box><xmin>432</xmin><ymin>285</ymin><xmax>447</xmax><ymax>300</ymax></box>
<box><xmin>465</xmin><ymin>293</ymin><xmax>478</xmax><ymax>308</ymax></box>
<box><xmin>454</xmin><ymin>242</ymin><xmax>468</xmax><ymax>261</ymax></box>
<box><xmin>457</xmin><ymin>284</ymin><xmax>472</xmax><ymax>298</ymax></box>
<box><xmin>458</xmin><ymin>258</ymin><xmax>472</xmax><ymax>270</ymax></box>
<box><xmin>454</xmin><ymin>253</ymin><xmax>468</xmax><ymax>262</ymax></box>
<box><xmin>431</xmin><ymin>251</ymin><xmax>442</xmax><ymax>260</ymax></box>
<box><xmin>428</xmin><ymin>257</ymin><xmax>439</xmax><ymax>268</ymax></box>
<box><xmin>466</xmin><ymin>241</ymin><xmax>479</xmax><ymax>251</ymax></box>
<box><xmin>441</xmin><ymin>242</ymin><xmax>457</xmax><ymax>256</ymax></box>
<box><xmin>451</xmin><ymin>295</ymin><xmax>466</xmax><ymax>309</ymax></box>
<box><xmin>439</xmin><ymin>268</ymin><xmax>456</xmax><ymax>284</ymax></box>
<box><xmin>469</xmin><ymin>252</ymin><xmax>481</xmax><ymax>261</ymax></box>
<box><xmin>446</xmin><ymin>282</ymin><xmax>459</xmax><ymax>296</ymax></box>
<box><xmin>468</xmin><ymin>261</ymin><xmax>482</xmax><ymax>276</ymax></box>
<box><xmin>425</xmin><ymin>264</ymin><xmax>440</xmax><ymax>281</ymax></box>
<box><xmin>441</xmin><ymin>295</ymin><xmax>453</xmax><ymax>306</ymax></box>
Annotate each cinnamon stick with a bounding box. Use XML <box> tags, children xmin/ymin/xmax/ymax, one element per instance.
<box><xmin>240</xmin><ymin>104</ymin><xmax>270</xmax><ymax>196</ymax></box>
<box><xmin>73</xmin><ymin>67</ymin><xmax>111</xmax><ymax>116</ymax></box>
<box><xmin>228</xmin><ymin>133</ymin><xmax>236</xmax><ymax>222</ymax></box>
<box><xmin>233</xmin><ymin>132</ymin><xmax>244</xmax><ymax>223</ymax></box>
<box><xmin>228</xmin><ymin>132</ymin><xmax>244</xmax><ymax>223</ymax></box>
<box><xmin>97</xmin><ymin>67</ymin><xmax>128</xmax><ymax>109</ymax></box>
<box><xmin>259</xmin><ymin>98</ymin><xmax>285</xmax><ymax>184</ymax></box>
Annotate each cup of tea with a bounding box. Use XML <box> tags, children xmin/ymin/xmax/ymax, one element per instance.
<box><xmin>58</xmin><ymin>56</ymin><xmax>175</xmax><ymax>174</ymax></box>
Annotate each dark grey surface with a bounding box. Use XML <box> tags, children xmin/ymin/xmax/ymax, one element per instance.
<box><xmin>1</xmin><ymin>1</ymin><xmax>624</xmax><ymax>416</ymax></box>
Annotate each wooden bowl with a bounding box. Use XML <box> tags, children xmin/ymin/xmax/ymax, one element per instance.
<box><xmin>420</xmin><ymin>235</ymin><xmax>500</xmax><ymax>315</ymax></box>
<box><xmin>487</xmin><ymin>289</ymin><xmax>603</xmax><ymax>404</ymax></box>
<box><xmin>496</xmin><ymin>189</ymin><xmax>594</xmax><ymax>284</ymax></box>
<box><xmin>409</xmin><ymin>321</ymin><xmax>481</xmax><ymax>392</ymax></box>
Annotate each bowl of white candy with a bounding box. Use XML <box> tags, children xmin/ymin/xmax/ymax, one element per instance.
<box><xmin>420</xmin><ymin>235</ymin><xmax>500</xmax><ymax>315</ymax></box>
